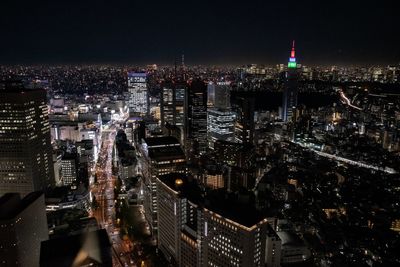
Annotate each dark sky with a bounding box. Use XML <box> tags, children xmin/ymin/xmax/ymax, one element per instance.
<box><xmin>0</xmin><ymin>0</ymin><xmax>399</xmax><ymax>65</ymax></box>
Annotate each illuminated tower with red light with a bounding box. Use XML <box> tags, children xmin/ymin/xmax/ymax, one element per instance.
<box><xmin>282</xmin><ymin>40</ymin><xmax>299</xmax><ymax>122</ymax></box>
<box><xmin>288</xmin><ymin>40</ymin><xmax>297</xmax><ymax>69</ymax></box>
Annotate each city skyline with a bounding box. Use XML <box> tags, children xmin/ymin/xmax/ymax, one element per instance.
<box><xmin>1</xmin><ymin>2</ymin><xmax>400</xmax><ymax>267</ymax></box>
<box><xmin>0</xmin><ymin>1</ymin><xmax>399</xmax><ymax>65</ymax></box>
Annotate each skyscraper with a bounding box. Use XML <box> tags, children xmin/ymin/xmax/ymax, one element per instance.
<box><xmin>232</xmin><ymin>96</ymin><xmax>255</xmax><ymax>145</ymax></box>
<box><xmin>128</xmin><ymin>72</ymin><xmax>148</xmax><ymax>115</ymax></box>
<box><xmin>161</xmin><ymin>80</ymin><xmax>175</xmax><ymax>128</ymax></box>
<box><xmin>156</xmin><ymin>174</ymin><xmax>268</xmax><ymax>267</ymax></box>
<box><xmin>161</xmin><ymin>80</ymin><xmax>186</xmax><ymax>129</ymax></box>
<box><xmin>207</xmin><ymin>108</ymin><xmax>236</xmax><ymax>149</ymax></box>
<box><xmin>0</xmin><ymin>87</ymin><xmax>55</xmax><ymax>196</ymax></box>
<box><xmin>207</xmin><ymin>81</ymin><xmax>235</xmax><ymax>149</ymax></box>
<box><xmin>139</xmin><ymin>136</ymin><xmax>187</xmax><ymax>237</ymax></box>
<box><xmin>214</xmin><ymin>81</ymin><xmax>231</xmax><ymax>110</ymax></box>
<box><xmin>186</xmin><ymin>78</ymin><xmax>208</xmax><ymax>156</ymax></box>
<box><xmin>282</xmin><ymin>41</ymin><xmax>299</xmax><ymax>122</ymax></box>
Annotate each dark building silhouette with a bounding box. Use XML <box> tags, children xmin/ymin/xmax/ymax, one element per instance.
<box><xmin>0</xmin><ymin>192</ymin><xmax>48</xmax><ymax>267</ymax></box>
<box><xmin>186</xmin><ymin>78</ymin><xmax>208</xmax><ymax>157</ymax></box>
<box><xmin>232</xmin><ymin>96</ymin><xmax>255</xmax><ymax>145</ymax></box>
<box><xmin>40</xmin><ymin>229</ymin><xmax>112</xmax><ymax>267</ymax></box>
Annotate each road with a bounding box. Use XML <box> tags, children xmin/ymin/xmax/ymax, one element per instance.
<box><xmin>91</xmin><ymin>127</ymin><xmax>136</xmax><ymax>267</ymax></box>
<box><xmin>294</xmin><ymin>140</ymin><xmax>397</xmax><ymax>174</ymax></box>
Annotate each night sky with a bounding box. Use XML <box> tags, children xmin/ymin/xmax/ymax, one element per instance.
<box><xmin>0</xmin><ymin>0</ymin><xmax>399</xmax><ymax>65</ymax></box>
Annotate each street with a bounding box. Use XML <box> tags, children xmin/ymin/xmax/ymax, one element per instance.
<box><xmin>91</xmin><ymin>128</ymin><xmax>136</xmax><ymax>267</ymax></box>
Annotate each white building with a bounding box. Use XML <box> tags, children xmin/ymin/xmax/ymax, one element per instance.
<box><xmin>207</xmin><ymin>108</ymin><xmax>236</xmax><ymax>149</ymax></box>
<box><xmin>128</xmin><ymin>72</ymin><xmax>148</xmax><ymax>115</ymax></box>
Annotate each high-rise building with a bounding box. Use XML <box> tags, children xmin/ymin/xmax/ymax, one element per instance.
<box><xmin>282</xmin><ymin>41</ymin><xmax>299</xmax><ymax>122</ymax></box>
<box><xmin>128</xmin><ymin>72</ymin><xmax>148</xmax><ymax>115</ymax></box>
<box><xmin>232</xmin><ymin>96</ymin><xmax>255</xmax><ymax>144</ymax></box>
<box><xmin>0</xmin><ymin>192</ymin><xmax>49</xmax><ymax>267</ymax></box>
<box><xmin>174</xmin><ymin>82</ymin><xmax>186</xmax><ymax>127</ymax></box>
<box><xmin>186</xmin><ymin>79</ymin><xmax>208</xmax><ymax>156</ymax></box>
<box><xmin>139</xmin><ymin>137</ymin><xmax>187</xmax><ymax>237</ymax></box>
<box><xmin>60</xmin><ymin>152</ymin><xmax>79</xmax><ymax>186</ymax></box>
<box><xmin>156</xmin><ymin>174</ymin><xmax>269</xmax><ymax>267</ymax></box>
<box><xmin>0</xmin><ymin>87</ymin><xmax>55</xmax><ymax>197</ymax></box>
<box><xmin>161</xmin><ymin>80</ymin><xmax>175</xmax><ymax>128</ymax></box>
<box><xmin>214</xmin><ymin>81</ymin><xmax>231</xmax><ymax>110</ymax></box>
<box><xmin>207</xmin><ymin>108</ymin><xmax>236</xmax><ymax>149</ymax></box>
<box><xmin>161</xmin><ymin>80</ymin><xmax>186</xmax><ymax>129</ymax></box>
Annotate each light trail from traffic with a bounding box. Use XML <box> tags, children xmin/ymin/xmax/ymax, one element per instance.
<box><xmin>91</xmin><ymin>127</ymin><xmax>137</xmax><ymax>267</ymax></box>
<box><xmin>339</xmin><ymin>89</ymin><xmax>362</xmax><ymax>110</ymax></box>
<box><xmin>294</xmin><ymin>141</ymin><xmax>397</xmax><ymax>174</ymax></box>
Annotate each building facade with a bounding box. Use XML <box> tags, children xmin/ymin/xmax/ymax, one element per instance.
<box><xmin>207</xmin><ymin>108</ymin><xmax>236</xmax><ymax>149</ymax></box>
<box><xmin>186</xmin><ymin>79</ymin><xmax>208</xmax><ymax>157</ymax></box>
<box><xmin>156</xmin><ymin>174</ymin><xmax>269</xmax><ymax>267</ymax></box>
<box><xmin>0</xmin><ymin>88</ymin><xmax>55</xmax><ymax>196</ymax></box>
<box><xmin>161</xmin><ymin>80</ymin><xmax>186</xmax><ymax>128</ymax></box>
<box><xmin>232</xmin><ymin>96</ymin><xmax>255</xmax><ymax>145</ymax></box>
<box><xmin>139</xmin><ymin>137</ymin><xmax>187</xmax><ymax>237</ymax></box>
<box><xmin>128</xmin><ymin>72</ymin><xmax>148</xmax><ymax>115</ymax></box>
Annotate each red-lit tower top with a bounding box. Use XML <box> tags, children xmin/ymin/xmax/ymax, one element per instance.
<box><xmin>291</xmin><ymin>40</ymin><xmax>295</xmax><ymax>58</ymax></box>
<box><xmin>288</xmin><ymin>40</ymin><xmax>297</xmax><ymax>68</ymax></box>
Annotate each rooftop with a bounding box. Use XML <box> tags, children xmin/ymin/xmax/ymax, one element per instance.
<box><xmin>157</xmin><ymin>173</ymin><xmax>203</xmax><ymax>203</ymax></box>
<box><xmin>158</xmin><ymin>173</ymin><xmax>265</xmax><ymax>228</ymax></box>
<box><xmin>144</xmin><ymin>136</ymin><xmax>180</xmax><ymax>148</ymax></box>
<box><xmin>204</xmin><ymin>189</ymin><xmax>266</xmax><ymax>228</ymax></box>
<box><xmin>148</xmin><ymin>146</ymin><xmax>185</xmax><ymax>160</ymax></box>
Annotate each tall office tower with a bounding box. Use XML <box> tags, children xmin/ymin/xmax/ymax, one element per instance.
<box><xmin>282</xmin><ymin>41</ymin><xmax>299</xmax><ymax>122</ymax></box>
<box><xmin>160</xmin><ymin>80</ymin><xmax>186</xmax><ymax>129</ymax></box>
<box><xmin>174</xmin><ymin>81</ymin><xmax>186</xmax><ymax>127</ymax></box>
<box><xmin>186</xmin><ymin>79</ymin><xmax>208</xmax><ymax>156</ymax></box>
<box><xmin>214</xmin><ymin>81</ymin><xmax>231</xmax><ymax>110</ymax></box>
<box><xmin>156</xmin><ymin>174</ymin><xmax>268</xmax><ymax>267</ymax></box>
<box><xmin>232</xmin><ymin>96</ymin><xmax>255</xmax><ymax>144</ymax></box>
<box><xmin>161</xmin><ymin>80</ymin><xmax>175</xmax><ymax>128</ymax></box>
<box><xmin>207</xmin><ymin>108</ymin><xmax>236</xmax><ymax>149</ymax></box>
<box><xmin>0</xmin><ymin>87</ymin><xmax>55</xmax><ymax>197</ymax></box>
<box><xmin>207</xmin><ymin>81</ymin><xmax>235</xmax><ymax>149</ymax></box>
<box><xmin>128</xmin><ymin>72</ymin><xmax>148</xmax><ymax>115</ymax></box>
<box><xmin>139</xmin><ymin>137</ymin><xmax>187</xmax><ymax>237</ymax></box>
<box><xmin>0</xmin><ymin>192</ymin><xmax>49</xmax><ymax>267</ymax></box>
